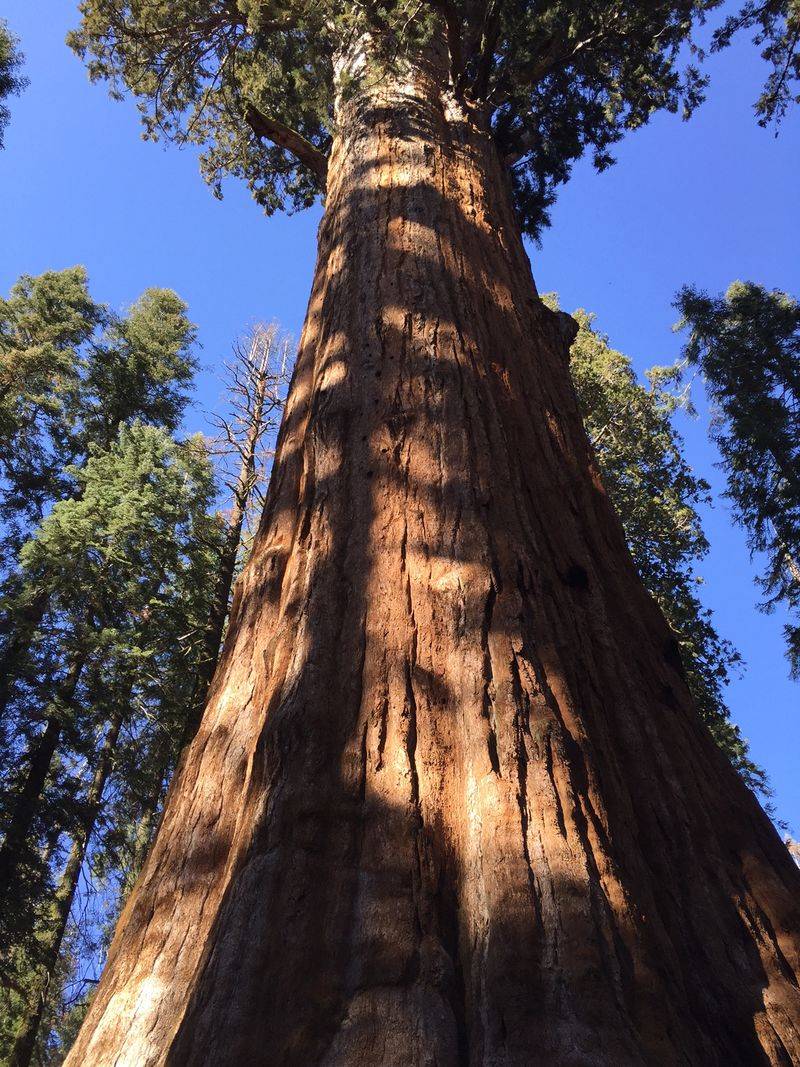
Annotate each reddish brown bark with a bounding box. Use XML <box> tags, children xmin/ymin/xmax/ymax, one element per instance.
<box><xmin>66</xmin><ymin>48</ymin><xmax>800</xmax><ymax>1066</ymax></box>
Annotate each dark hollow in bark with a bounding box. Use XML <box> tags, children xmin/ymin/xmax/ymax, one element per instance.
<box><xmin>65</xmin><ymin>49</ymin><xmax>800</xmax><ymax>1067</ymax></box>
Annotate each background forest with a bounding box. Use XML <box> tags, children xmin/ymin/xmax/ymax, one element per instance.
<box><xmin>0</xmin><ymin>0</ymin><xmax>798</xmax><ymax>1063</ymax></box>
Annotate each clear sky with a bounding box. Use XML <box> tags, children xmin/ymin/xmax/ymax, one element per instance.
<box><xmin>2</xmin><ymin>2</ymin><xmax>798</xmax><ymax>830</ymax></box>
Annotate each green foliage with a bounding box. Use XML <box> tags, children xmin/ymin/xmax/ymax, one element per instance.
<box><xmin>19</xmin><ymin>424</ymin><xmax>217</xmax><ymax>626</ymax></box>
<box><xmin>0</xmin><ymin>267</ymin><xmax>103</xmax><ymax>540</ymax></box>
<box><xmin>485</xmin><ymin>1</ymin><xmax>717</xmax><ymax>236</ymax></box>
<box><xmin>0</xmin><ymin>268</ymin><xmax>196</xmax><ymax>550</ymax></box>
<box><xmin>0</xmin><ymin>18</ymin><xmax>27</xmax><ymax>148</ymax></box>
<box><xmin>710</xmin><ymin>1</ymin><xmax>800</xmax><ymax>125</ymax></box>
<box><xmin>0</xmin><ymin>424</ymin><xmax>223</xmax><ymax>1059</ymax></box>
<box><xmin>0</xmin><ymin>919</ymin><xmax>88</xmax><ymax>1066</ymax></box>
<box><xmin>70</xmin><ymin>0</ymin><xmax>335</xmax><ymax>217</ymax></box>
<box><xmin>0</xmin><ymin>269</ymin><xmax>215</xmax><ymax>1062</ymax></box>
<box><xmin>17</xmin><ymin>421</ymin><xmax>223</xmax><ymax>839</ymax></box>
<box><xmin>80</xmin><ymin>288</ymin><xmax>197</xmax><ymax>449</ymax></box>
<box><xmin>550</xmin><ymin>296</ymin><xmax>767</xmax><ymax>793</ymax></box>
<box><xmin>70</xmin><ymin>1</ymin><xmax>797</xmax><ymax>239</ymax></box>
<box><xmin>676</xmin><ymin>280</ymin><xmax>800</xmax><ymax>677</ymax></box>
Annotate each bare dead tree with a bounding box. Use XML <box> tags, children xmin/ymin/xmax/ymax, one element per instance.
<box><xmin>181</xmin><ymin>323</ymin><xmax>294</xmax><ymax>744</ymax></box>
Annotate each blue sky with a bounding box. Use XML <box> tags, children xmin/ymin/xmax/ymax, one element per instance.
<box><xmin>2</xmin><ymin>2</ymin><xmax>798</xmax><ymax>830</ymax></box>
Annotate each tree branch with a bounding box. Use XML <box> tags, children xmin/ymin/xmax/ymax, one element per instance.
<box><xmin>472</xmin><ymin>0</ymin><xmax>504</xmax><ymax>100</ymax></box>
<box><xmin>244</xmin><ymin>104</ymin><xmax>328</xmax><ymax>186</ymax></box>
<box><xmin>490</xmin><ymin>10</ymin><xmax>624</xmax><ymax>107</ymax></box>
<box><xmin>428</xmin><ymin>0</ymin><xmax>464</xmax><ymax>94</ymax></box>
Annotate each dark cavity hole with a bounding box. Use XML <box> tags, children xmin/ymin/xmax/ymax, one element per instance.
<box><xmin>562</xmin><ymin>563</ymin><xmax>590</xmax><ymax>591</ymax></box>
<box><xmin>661</xmin><ymin>683</ymin><xmax>678</xmax><ymax>710</ymax></box>
<box><xmin>487</xmin><ymin>729</ymin><xmax>501</xmax><ymax>775</ymax></box>
<box><xmin>663</xmin><ymin>637</ymin><xmax>686</xmax><ymax>679</ymax></box>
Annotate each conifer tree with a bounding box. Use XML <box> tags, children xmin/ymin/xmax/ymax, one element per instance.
<box><xmin>66</xmin><ymin>4</ymin><xmax>800</xmax><ymax>1062</ymax></box>
<box><xmin>0</xmin><ymin>267</ymin><xmax>104</xmax><ymax>550</ymax></box>
<box><xmin>0</xmin><ymin>270</ymin><xmax>196</xmax><ymax>722</ymax></box>
<box><xmin>563</xmin><ymin>303</ymin><xmax>766</xmax><ymax>792</ymax></box>
<box><xmin>676</xmin><ymin>280</ymin><xmax>800</xmax><ymax>677</ymax></box>
<box><xmin>0</xmin><ymin>271</ymin><xmax>196</xmax><ymax>529</ymax></box>
<box><xmin>0</xmin><ymin>270</ymin><xmax>198</xmax><ymax>1014</ymax></box>
<box><xmin>0</xmin><ymin>424</ymin><xmax>221</xmax><ymax>1067</ymax></box>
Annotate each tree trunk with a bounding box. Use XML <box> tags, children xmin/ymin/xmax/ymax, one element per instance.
<box><xmin>65</xmin><ymin>45</ymin><xmax>800</xmax><ymax>1067</ymax></box>
<box><xmin>779</xmin><ymin>540</ymin><xmax>800</xmax><ymax>586</ymax></box>
<box><xmin>9</xmin><ymin>708</ymin><xmax>124</xmax><ymax>1067</ymax></box>
<box><xmin>0</xmin><ymin>587</ymin><xmax>48</xmax><ymax>720</ymax></box>
<box><xmin>123</xmin><ymin>781</ymin><xmax>164</xmax><ymax>896</ymax></box>
<box><xmin>0</xmin><ymin>653</ymin><xmax>85</xmax><ymax>899</ymax></box>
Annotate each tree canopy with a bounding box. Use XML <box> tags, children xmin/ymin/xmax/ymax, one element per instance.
<box><xmin>676</xmin><ymin>280</ymin><xmax>800</xmax><ymax>678</ymax></box>
<box><xmin>70</xmin><ymin>0</ymin><xmax>800</xmax><ymax>237</ymax></box>
<box><xmin>712</xmin><ymin>0</ymin><xmax>800</xmax><ymax>125</ymax></box>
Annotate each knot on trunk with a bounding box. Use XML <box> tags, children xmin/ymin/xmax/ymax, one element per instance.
<box><xmin>555</xmin><ymin>309</ymin><xmax>579</xmax><ymax>349</ymax></box>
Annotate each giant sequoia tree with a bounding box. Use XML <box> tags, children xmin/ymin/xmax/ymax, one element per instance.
<box><xmin>66</xmin><ymin>3</ymin><xmax>800</xmax><ymax>1063</ymax></box>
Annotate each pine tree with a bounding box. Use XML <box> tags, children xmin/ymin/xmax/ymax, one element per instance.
<box><xmin>0</xmin><ymin>270</ymin><xmax>198</xmax><ymax>1025</ymax></box>
<box><xmin>0</xmin><ymin>270</ymin><xmax>196</xmax><ymax>722</ymax></box>
<box><xmin>0</xmin><ymin>267</ymin><xmax>104</xmax><ymax>549</ymax></box>
<box><xmin>562</xmin><ymin>302</ymin><xmax>766</xmax><ymax>793</ymax></box>
<box><xmin>65</xmin><ymin>4</ymin><xmax>800</xmax><ymax>1062</ymax></box>
<box><xmin>676</xmin><ymin>281</ymin><xmax>800</xmax><ymax>677</ymax></box>
<box><xmin>0</xmin><ymin>271</ymin><xmax>197</xmax><ymax>714</ymax></box>
<box><xmin>0</xmin><ymin>424</ymin><xmax>222</xmax><ymax>1066</ymax></box>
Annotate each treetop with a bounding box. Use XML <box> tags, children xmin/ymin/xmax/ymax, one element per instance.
<box><xmin>70</xmin><ymin>1</ymin><xmax>799</xmax><ymax>236</ymax></box>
